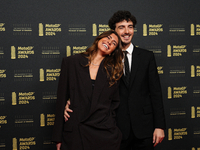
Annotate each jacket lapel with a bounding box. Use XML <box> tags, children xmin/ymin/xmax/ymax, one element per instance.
<box><xmin>90</xmin><ymin>61</ymin><xmax>107</xmax><ymax>111</ymax></box>
<box><xmin>79</xmin><ymin>56</ymin><xmax>93</xmax><ymax>100</ymax></box>
<box><xmin>129</xmin><ymin>47</ymin><xmax>140</xmax><ymax>87</ymax></box>
<box><xmin>81</xmin><ymin>59</ymin><xmax>107</xmax><ymax>121</ymax></box>
<box><xmin>121</xmin><ymin>74</ymin><xmax>128</xmax><ymax>87</ymax></box>
<box><xmin>121</xmin><ymin>46</ymin><xmax>140</xmax><ymax>88</ymax></box>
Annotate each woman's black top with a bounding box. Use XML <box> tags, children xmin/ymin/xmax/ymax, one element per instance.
<box><xmin>91</xmin><ymin>79</ymin><xmax>95</xmax><ymax>90</ymax></box>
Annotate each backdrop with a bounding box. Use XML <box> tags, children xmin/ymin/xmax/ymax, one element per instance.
<box><xmin>0</xmin><ymin>0</ymin><xmax>200</xmax><ymax>149</ymax></box>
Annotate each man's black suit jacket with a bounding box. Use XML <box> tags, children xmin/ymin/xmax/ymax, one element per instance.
<box><xmin>116</xmin><ymin>46</ymin><xmax>166</xmax><ymax>140</ymax></box>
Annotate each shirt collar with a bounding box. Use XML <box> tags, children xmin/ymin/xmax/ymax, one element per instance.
<box><xmin>124</xmin><ymin>43</ymin><xmax>134</xmax><ymax>54</ymax></box>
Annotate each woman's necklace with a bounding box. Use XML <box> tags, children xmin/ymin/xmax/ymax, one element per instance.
<box><xmin>91</xmin><ymin>62</ymin><xmax>100</xmax><ymax>66</ymax></box>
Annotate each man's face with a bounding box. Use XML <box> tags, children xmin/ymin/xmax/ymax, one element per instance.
<box><xmin>115</xmin><ymin>20</ymin><xmax>134</xmax><ymax>48</ymax></box>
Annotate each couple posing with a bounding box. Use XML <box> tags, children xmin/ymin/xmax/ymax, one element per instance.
<box><xmin>52</xmin><ymin>10</ymin><xmax>166</xmax><ymax>150</ymax></box>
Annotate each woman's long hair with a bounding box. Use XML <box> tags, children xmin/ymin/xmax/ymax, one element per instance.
<box><xmin>82</xmin><ymin>30</ymin><xmax>123</xmax><ymax>87</ymax></box>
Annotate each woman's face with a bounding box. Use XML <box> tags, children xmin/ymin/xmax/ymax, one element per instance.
<box><xmin>97</xmin><ymin>33</ymin><xmax>119</xmax><ymax>56</ymax></box>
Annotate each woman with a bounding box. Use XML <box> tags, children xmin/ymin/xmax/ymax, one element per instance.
<box><xmin>52</xmin><ymin>30</ymin><xmax>123</xmax><ymax>150</ymax></box>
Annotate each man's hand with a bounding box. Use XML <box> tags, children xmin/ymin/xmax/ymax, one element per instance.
<box><xmin>153</xmin><ymin>128</ymin><xmax>165</xmax><ymax>147</ymax></box>
<box><xmin>56</xmin><ymin>142</ymin><xmax>62</xmax><ymax>150</ymax></box>
<box><xmin>64</xmin><ymin>100</ymin><xmax>73</xmax><ymax>122</ymax></box>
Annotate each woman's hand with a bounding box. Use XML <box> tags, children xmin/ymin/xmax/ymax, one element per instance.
<box><xmin>56</xmin><ymin>142</ymin><xmax>62</xmax><ymax>150</ymax></box>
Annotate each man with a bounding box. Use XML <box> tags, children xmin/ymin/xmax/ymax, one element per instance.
<box><xmin>64</xmin><ymin>10</ymin><xmax>166</xmax><ymax>150</ymax></box>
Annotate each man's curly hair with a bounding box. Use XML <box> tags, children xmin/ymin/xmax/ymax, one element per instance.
<box><xmin>108</xmin><ymin>10</ymin><xmax>137</xmax><ymax>30</ymax></box>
